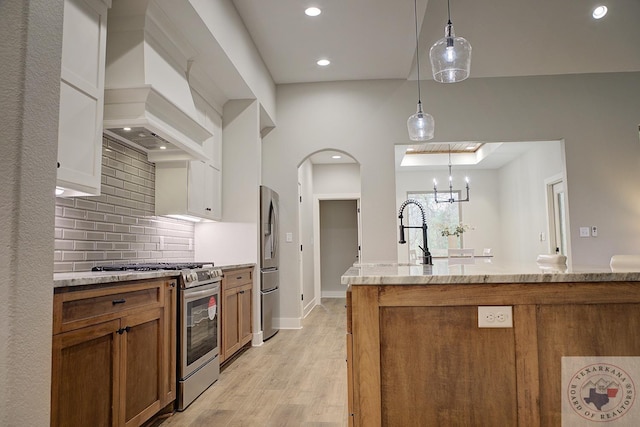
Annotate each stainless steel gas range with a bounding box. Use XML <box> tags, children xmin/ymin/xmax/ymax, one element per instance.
<box><xmin>92</xmin><ymin>262</ymin><xmax>223</xmax><ymax>411</ymax></box>
<box><xmin>176</xmin><ymin>265</ymin><xmax>222</xmax><ymax>410</ymax></box>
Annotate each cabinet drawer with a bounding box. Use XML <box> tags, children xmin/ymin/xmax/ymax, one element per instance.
<box><xmin>53</xmin><ymin>279</ymin><xmax>166</xmax><ymax>334</ymax></box>
<box><xmin>223</xmin><ymin>268</ymin><xmax>253</xmax><ymax>289</ymax></box>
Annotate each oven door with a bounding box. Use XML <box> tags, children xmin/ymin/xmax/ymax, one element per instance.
<box><xmin>180</xmin><ymin>282</ymin><xmax>220</xmax><ymax>379</ymax></box>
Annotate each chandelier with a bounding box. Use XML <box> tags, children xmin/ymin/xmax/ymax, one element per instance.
<box><xmin>433</xmin><ymin>148</ymin><xmax>470</xmax><ymax>203</ymax></box>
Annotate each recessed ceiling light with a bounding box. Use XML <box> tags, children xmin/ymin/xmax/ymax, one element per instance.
<box><xmin>159</xmin><ymin>146</ymin><xmax>167</xmax><ymax>150</ymax></box>
<box><xmin>305</xmin><ymin>7</ymin><xmax>321</xmax><ymax>17</ymax></box>
<box><xmin>592</xmin><ymin>5</ymin><xmax>608</xmax><ymax>19</ymax></box>
<box><xmin>317</xmin><ymin>59</ymin><xmax>330</xmax><ymax>67</ymax></box>
<box><xmin>123</xmin><ymin>127</ymin><xmax>131</xmax><ymax>131</ymax></box>
<box><xmin>332</xmin><ymin>155</ymin><xmax>342</xmax><ymax>159</ymax></box>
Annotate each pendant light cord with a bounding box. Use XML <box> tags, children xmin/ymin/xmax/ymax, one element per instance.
<box><xmin>413</xmin><ymin>0</ymin><xmax>421</xmax><ymax>103</ymax></box>
<box><xmin>447</xmin><ymin>0</ymin><xmax>452</xmax><ymax>25</ymax></box>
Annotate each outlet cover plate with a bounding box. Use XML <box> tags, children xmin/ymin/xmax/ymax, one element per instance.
<box><xmin>478</xmin><ymin>306</ymin><xmax>513</xmax><ymax>328</ymax></box>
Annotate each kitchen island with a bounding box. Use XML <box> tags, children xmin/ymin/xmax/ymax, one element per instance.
<box><xmin>342</xmin><ymin>259</ymin><xmax>640</xmax><ymax>426</ymax></box>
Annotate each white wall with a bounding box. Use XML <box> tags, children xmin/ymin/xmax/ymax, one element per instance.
<box><xmin>264</xmin><ymin>72</ymin><xmax>640</xmax><ymax>323</ymax></box>
<box><xmin>499</xmin><ymin>141</ymin><xmax>565</xmax><ymax>263</ymax></box>
<box><xmin>313</xmin><ymin>164</ymin><xmax>361</xmax><ymax>194</ymax></box>
<box><xmin>0</xmin><ymin>0</ymin><xmax>61</xmax><ymax>424</ymax></box>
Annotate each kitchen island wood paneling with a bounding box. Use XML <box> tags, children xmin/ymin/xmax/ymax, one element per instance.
<box><xmin>342</xmin><ymin>261</ymin><xmax>640</xmax><ymax>426</ymax></box>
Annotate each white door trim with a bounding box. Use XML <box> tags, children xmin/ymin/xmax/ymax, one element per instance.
<box><xmin>312</xmin><ymin>193</ymin><xmax>361</xmax><ymax>314</ymax></box>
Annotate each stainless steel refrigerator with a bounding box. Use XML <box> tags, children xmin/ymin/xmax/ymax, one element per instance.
<box><xmin>260</xmin><ymin>185</ymin><xmax>280</xmax><ymax>340</ymax></box>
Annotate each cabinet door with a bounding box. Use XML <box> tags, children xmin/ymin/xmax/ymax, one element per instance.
<box><xmin>120</xmin><ymin>308</ymin><xmax>164</xmax><ymax>427</ymax></box>
<box><xmin>51</xmin><ymin>319</ymin><xmax>120</xmax><ymax>427</ymax></box>
<box><xmin>57</xmin><ymin>0</ymin><xmax>108</xmax><ymax>196</ymax></box>
<box><xmin>206</xmin><ymin>164</ymin><xmax>222</xmax><ymax>221</ymax></box>
<box><xmin>238</xmin><ymin>283</ymin><xmax>252</xmax><ymax>346</ymax></box>
<box><xmin>187</xmin><ymin>160</ymin><xmax>207</xmax><ymax>216</ymax></box>
<box><xmin>223</xmin><ymin>288</ymin><xmax>241</xmax><ymax>359</ymax></box>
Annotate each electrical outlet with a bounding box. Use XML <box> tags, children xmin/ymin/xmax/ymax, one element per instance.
<box><xmin>478</xmin><ymin>306</ymin><xmax>513</xmax><ymax>328</ymax></box>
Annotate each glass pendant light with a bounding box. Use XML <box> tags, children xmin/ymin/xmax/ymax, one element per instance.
<box><xmin>429</xmin><ymin>0</ymin><xmax>471</xmax><ymax>83</ymax></box>
<box><xmin>407</xmin><ymin>0</ymin><xmax>435</xmax><ymax>141</ymax></box>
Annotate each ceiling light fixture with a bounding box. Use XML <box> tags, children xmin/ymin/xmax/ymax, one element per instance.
<box><xmin>429</xmin><ymin>0</ymin><xmax>472</xmax><ymax>83</ymax></box>
<box><xmin>433</xmin><ymin>147</ymin><xmax>470</xmax><ymax>203</ymax></box>
<box><xmin>331</xmin><ymin>155</ymin><xmax>342</xmax><ymax>159</ymax></box>
<box><xmin>407</xmin><ymin>0</ymin><xmax>435</xmax><ymax>141</ymax></box>
<box><xmin>305</xmin><ymin>7</ymin><xmax>321</xmax><ymax>17</ymax></box>
<box><xmin>123</xmin><ymin>127</ymin><xmax>131</xmax><ymax>131</ymax></box>
<box><xmin>317</xmin><ymin>59</ymin><xmax>330</xmax><ymax>66</ymax></box>
<box><xmin>592</xmin><ymin>5</ymin><xmax>608</xmax><ymax>19</ymax></box>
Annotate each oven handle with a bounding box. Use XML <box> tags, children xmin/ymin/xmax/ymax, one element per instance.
<box><xmin>183</xmin><ymin>285</ymin><xmax>220</xmax><ymax>303</ymax></box>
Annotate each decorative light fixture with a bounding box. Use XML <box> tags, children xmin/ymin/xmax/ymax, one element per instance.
<box><xmin>429</xmin><ymin>0</ymin><xmax>472</xmax><ymax>83</ymax></box>
<box><xmin>433</xmin><ymin>147</ymin><xmax>470</xmax><ymax>203</ymax></box>
<box><xmin>407</xmin><ymin>0</ymin><xmax>435</xmax><ymax>141</ymax></box>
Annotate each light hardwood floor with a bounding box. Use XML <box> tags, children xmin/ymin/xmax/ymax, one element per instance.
<box><xmin>159</xmin><ymin>298</ymin><xmax>348</xmax><ymax>427</ymax></box>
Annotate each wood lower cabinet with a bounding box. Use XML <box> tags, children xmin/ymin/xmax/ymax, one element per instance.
<box><xmin>346</xmin><ymin>282</ymin><xmax>640</xmax><ymax>427</ymax></box>
<box><xmin>51</xmin><ymin>278</ymin><xmax>176</xmax><ymax>427</ymax></box>
<box><xmin>221</xmin><ymin>267</ymin><xmax>253</xmax><ymax>363</ymax></box>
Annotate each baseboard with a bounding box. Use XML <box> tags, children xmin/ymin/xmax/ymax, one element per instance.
<box><xmin>251</xmin><ymin>331</ymin><xmax>264</xmax><ymax>347</ymax></box>
<box><xmin>321</xmin><ymin>290</ymin><xmax>346</xmax><ymax>298</ymax></box>
<box><xmin>277</xmin><ymin>317</ymin><xmax>303</xmax><ymax>329</ymax></box>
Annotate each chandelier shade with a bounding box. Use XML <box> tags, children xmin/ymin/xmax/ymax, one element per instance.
<box><xmin>429</xmin><ymin>0</ymin><xmax>472</xmax><ymax>83</ymax></box>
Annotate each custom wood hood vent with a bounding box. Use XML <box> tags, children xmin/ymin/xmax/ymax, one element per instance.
<box><xmin>103</xmin><ymin>0</ymin><xmax>211</xmax><ymax>162</ymax></box>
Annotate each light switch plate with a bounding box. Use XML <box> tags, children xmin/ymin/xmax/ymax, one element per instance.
<box><xmin>286</xmin><ymin>232</ymin><xmax>293</xmax><ymax>242</ymax></box>
<box><xmin>579</xmin><ymin>227</ymin><xmax>590</xmax><ymax>237</ymax></box>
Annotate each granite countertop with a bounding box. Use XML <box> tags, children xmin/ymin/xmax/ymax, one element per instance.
<box><xmin>53</xmin><ymin>270</ymin><xmax>181</xmax><ymax>289</ymax></box>
<box><xmin>54</xmin><ymin>262</ymin><xmax>256</xmax><ymax>289</ymax></box>
<box><xmin>341</xmin><ymin>258</ymin><xmax>640</xmax><ymax>285</ymax></box>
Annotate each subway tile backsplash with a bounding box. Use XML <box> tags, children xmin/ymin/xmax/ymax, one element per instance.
<box><xmin>54</xmin><ymin>137</ymin><xmax>195</xmax><ymax>272</ymax></box>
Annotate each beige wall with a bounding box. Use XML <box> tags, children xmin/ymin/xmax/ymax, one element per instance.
<box><xmin>264</xmin><ymin>72</ymin><xmax>640</xmax><ymax>321</ymax></box>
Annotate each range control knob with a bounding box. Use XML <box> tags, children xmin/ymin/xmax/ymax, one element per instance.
<box><xmin>190</xmin><ymin>272</ymin><xmax>198</xmax><ymax>282</ymax></box>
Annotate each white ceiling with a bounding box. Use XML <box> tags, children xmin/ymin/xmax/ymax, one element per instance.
<box><xmin>232</xmin><ymin>0</ymin><xmax>640</xmax><ymax>85</ymax></box>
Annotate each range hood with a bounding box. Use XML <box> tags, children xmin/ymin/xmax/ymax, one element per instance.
<box><xmin>103</xmin><ymin>86</ymin><xmax>211</xmax><ymax>162</ymax></box>
<box><xmin>103</xmin><ymin>0</ymin><xmax>212</xmax><ymax>162</ymax></box>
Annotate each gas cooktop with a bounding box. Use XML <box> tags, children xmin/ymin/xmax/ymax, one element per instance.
<box><xmin>91</xmin><ymin>262</ymin><xmax>212</xmax><ymax>272</ymax></box>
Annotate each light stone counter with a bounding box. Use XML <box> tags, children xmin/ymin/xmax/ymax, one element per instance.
<box><xmin>53</xmin><ymin>262</ymin><xmax>257</xmax><ymax>289</ymax></box>
<box><xmin>341</xmin><ymin>258</ymin><xmax>640</xmax><ymax>285</ymax></box>
<box><xmin>219</xmin><ymin>263</ymin><xmax>256</xmax><ymax>271</ymax></box>
<box><xmin>53</xmin><ymin>270</ymin><xmax>181</xmax><ymax>289</ymax></box>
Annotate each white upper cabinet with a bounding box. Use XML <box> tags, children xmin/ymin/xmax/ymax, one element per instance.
<box><xmin>155</xmin><ymin>161</ymin><xmax>221</xmax><ymax>222</ymax></box>
<box><xmin>56</xmin><ymin>0</ymin><xmax>111</xmax><ymax>197</ymax></box>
